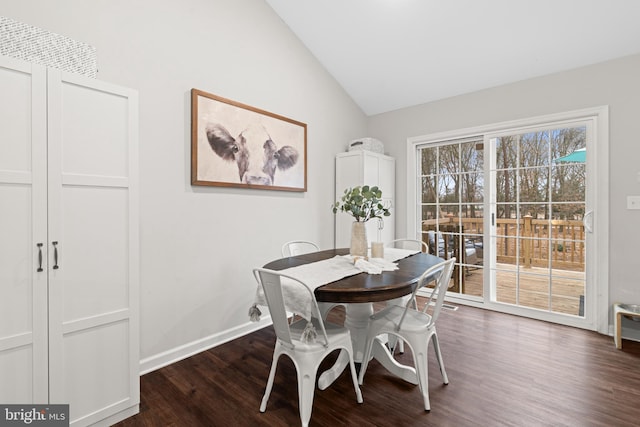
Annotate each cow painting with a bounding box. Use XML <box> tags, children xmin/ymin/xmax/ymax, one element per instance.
<box><xmin>191</xmin><ymin>88</ymin><xmax>307</xmax><ymax>191</ymax></box>
<box><xmin>205</xmin><ymin>123</ymin><xmax>299</xmax><ymax>186</ymax></box>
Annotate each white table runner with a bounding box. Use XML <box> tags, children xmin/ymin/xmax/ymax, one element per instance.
<box><xmin>251</xmin><ymin>248</ymin><xmax>420</xmax><ymax>321</ymax></box>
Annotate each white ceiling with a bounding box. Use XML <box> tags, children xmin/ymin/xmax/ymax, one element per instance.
<box><xmin>265</xmin><ymin>0</ymin><xmax>640</xmax><ymax>116</ymax></box>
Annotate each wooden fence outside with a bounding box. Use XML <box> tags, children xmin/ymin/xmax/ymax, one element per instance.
<box><xmin>422</xmin><ymin>215</ymin><xmax>585</xmax><ymax>272</ymax></box>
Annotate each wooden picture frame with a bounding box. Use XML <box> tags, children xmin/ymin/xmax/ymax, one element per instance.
<box><xmin>191</xmin><ymin>89</ymin><xmax>307</xmax><ymax>192</ymax></box>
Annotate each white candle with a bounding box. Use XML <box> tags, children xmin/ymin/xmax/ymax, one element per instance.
<box><xmin>371</xmin><ymin>241</ymin><xmax>384</xmax><ymax>258</ymax></box>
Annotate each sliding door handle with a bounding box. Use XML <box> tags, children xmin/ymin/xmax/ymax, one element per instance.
<box><xmin>52</xmin><ymin>241</ymin><xmax>60</xmax><ymax>270</ymax></box>
<box><xmin>583</xmin><ymin>210</ymin><xmax>593</xmax><ymax>233</ymax></box>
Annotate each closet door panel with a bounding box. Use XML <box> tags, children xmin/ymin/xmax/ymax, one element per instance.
<box><xmin>0</xmin><ymin>345</ymin><xmax>34</xmax><ymax>403</ymax></box>
<box><xmin>60</xmin><ymin>186</ymin><xmax>129</xmax><ymax>322</ymax></box>
<box><xmin>59</xmin><ymin>83</ymin><xmax>129</xmax><ymax>178</ymax></box>
<box><xmin>60</xmin><ymin>186</ymin><xmax>129</xmax><ymax>319</ymax></box>
<box><xmin>0</xmin><ymin>186</ymin><xmax>33</xmax><ymax>334</ymax></box>
<box><xmin>47</xmin><ymin>69</ymin><xmax>139</xmax><ymax>425</ymax></box>
<box><xmin>362</xmin><ymin>153</ymin><xmax>379</xmax><ymax>186</ymax></box>
<box><xmin>62</xmin><ymin>321</ymin><xmax>131</xmax><ymax>425</ymax></box>
<box><xmin>0</xmin><ymin>58</ymin><xmax>48</xmax><ymax>404</ymax></box>
<box><xmin>0</xmin><ymin>189</ymin><xmax>34</xmax><ymax>403</ymax></box>
<box><xmin>0</xmin><ymin>66</ymin><xmax>32</xmax><ymax>172</ymax></box>
<box><xmin>378</xmin><ymin>157</ymin><xmax>395</xmax><ymax>198</ymax></box>
<box><xmin>0</xmin><ymin>63</ymin><xmax>36</xmax><ymax>338</ymax></box>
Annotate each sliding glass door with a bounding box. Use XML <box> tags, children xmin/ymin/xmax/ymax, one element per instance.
<box><xmin>411</xmin><ymin>108</ymin><xmax>606</xmax><ymax>330</ymax></box>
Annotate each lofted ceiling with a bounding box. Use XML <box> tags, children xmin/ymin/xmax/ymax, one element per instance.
<box><xmin>265</xmin><ymin>0</ymin><xmax>640</xmax><ymax>116</ymax></box>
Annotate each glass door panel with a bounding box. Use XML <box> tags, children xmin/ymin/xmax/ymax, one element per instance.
<box><xmin>489</xmin><ymin>126</ymin><xmax>586</xmax><ymax>317</ymax></box>
<box><xmin>419</xmin><ymin>137</ymin><xmax>484</xmax><ymax>297</ymax></box>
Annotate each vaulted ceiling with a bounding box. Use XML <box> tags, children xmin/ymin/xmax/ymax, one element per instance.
<box><xmin>266</xmin><ymin>0</ymin><xmax>640</xmax><ymax>116</ymax></box>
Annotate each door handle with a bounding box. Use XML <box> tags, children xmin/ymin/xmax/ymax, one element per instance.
<box><xmin>37</xmin><ymin>243</ymin><xmax>43</xmax><ymax>272</ymax></box>
<box><xmin>583</xmin><ymin>210</ymin><xmax>593</xmax><ymax>233</ymax></box>
<box><xmin>52</xmin><ymin>241</ymin><xmax>60</xmax><ymax>269</ymax></box>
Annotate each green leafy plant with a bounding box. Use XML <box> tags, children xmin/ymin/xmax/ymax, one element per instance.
<box><xmin>332</xmin><ymin>185</ymin><xmax>391</xmax><ymax>222</ymax></box>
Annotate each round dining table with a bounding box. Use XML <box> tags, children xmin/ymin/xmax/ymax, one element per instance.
<box><xmin>263</xmin><ymin>248</ymin><xmax>444</xmax><ymax>389</ymax></box>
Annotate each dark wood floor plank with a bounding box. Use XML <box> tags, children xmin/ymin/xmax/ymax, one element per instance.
<box><xmin>115</xmin><ymin>303</ymin><xmax>640</xmax><ymax>426</ymax></box>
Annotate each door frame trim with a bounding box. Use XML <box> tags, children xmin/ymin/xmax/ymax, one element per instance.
<box><xmin>407</xmin><ymin>106</ymin><xmax>609</xmax><ymax>333</ymax></box>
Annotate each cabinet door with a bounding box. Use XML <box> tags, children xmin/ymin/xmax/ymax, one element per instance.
<box><xmin>377</xmin><ymin>156</ymin><xmax>395</xmax><ymax>198</ymax></box>
<box><xmin>335</xmin><ymin>151</ymin><xmax>395</xmax><ymax>247</ymax></box>
<box><xmin>375</xmin><ymin>157</ymin><xmax>395</xmax><ymax>242</ymax></box>
<box><xmin>335</xmin><ymin>153</ymin><xmax>362</xmax><ymax>247</ymax></box>
<box><xmin>361</xmin><ymin>153</ymin><xmax>394</xmax><ymax>243</ymax></box>
<box><xmin>0</xmin><ymin>58</ymin><xmax>48</xmax><ymax>404</ymax></box>
<box><xmin>47</xmin><ymin>69</ymin><xmax>139</xmax><ymax>426</ymax></box>
<box><xmin>366</xmin><ymin>198</ymin><xmax>394</xmax><ymax>244</ymax></box>
<box><xmin>362</xmin><ymin>152</ymin><xmax>379</xmax><ymax>187</ymax></box>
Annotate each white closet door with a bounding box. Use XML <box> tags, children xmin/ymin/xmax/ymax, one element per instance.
<box><xmin>0</xmin><ymin>58</ymin><xmax>48</xmax><ymax>403</ymax></box>
<box><xmin>362</xmin><ymin>153</ymin><xmax>381</xmax><ymax>239</ymax></box>
<box><xmin>335</xmin><ymin>151</ymin><xmax>396</xmax><ymax>247</ymax></box>
<box><xmin>46</xmin><ymin>69</ymin><xmax>139</xmax><ymax>426</ymax></box>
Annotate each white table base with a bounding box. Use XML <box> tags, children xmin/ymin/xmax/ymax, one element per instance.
<box><xmin>317</xmin><ymin>302</ymin><xmax>418</xmax><ymax>390</ymax></box>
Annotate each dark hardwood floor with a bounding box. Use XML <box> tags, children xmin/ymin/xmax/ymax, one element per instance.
<box><xmin>115</xmin><ymin>303</ymin><xmax>640</xmax><ymax>426</ymax></box>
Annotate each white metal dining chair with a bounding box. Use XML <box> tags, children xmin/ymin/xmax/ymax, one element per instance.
<box><xmin>358</xmin><ymin>258</ymin><xmax>455</xmax><ymax>412</ymax></box>
<box><xmin>253</xmin><ymin>268</ymin><xmax>363</xmax><ymax>427</ymax></box>
<box><xmin>280</xmin><ymin>240</ymin><xmax>338</xmax><ymax>320</ymax></box>
<box><xmin>386</xmin><ymin>238</ymin><xmax>427</xmax><ymax>308</ymax></box>
<box><xmin>386</xmin><ymin>240</ymin><xmax>428</xmax><ymax>303</ymax></box>
<box><xmin>386</xmin><ymin>238</ymin><xmax>428</xmax><ymax>253</ymax></box>
<box><xmin>281</xmin><ymin>240</ymin><xmax>345</xmax><ymax>321</ymax></box>
<box><xmin>281</xmin><ymin>240</ymin><xmax>320</xmax><ymax>257</ymax></box>
<box><xmin>385</xmin><ymin>238</ymin><xmax>428</xmax><ymax>352</ymax></box>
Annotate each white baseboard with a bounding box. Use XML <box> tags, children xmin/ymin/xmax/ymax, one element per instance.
<box><xmin>85</xmin><ymin>405</ymin><xmax>139</xmax><ymax>427</ymax></box>
<box><xmin>139</xmin><ymin>316</ymin><xmax>272</xmax><ymax>375</ymax></box>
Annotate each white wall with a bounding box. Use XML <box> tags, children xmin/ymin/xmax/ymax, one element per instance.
<box><xmin>2</xmin><ymin>0</ymin><xmax>367</xmax><ymax>370</ymax></box>
<box><xmin>8</xmin><ymin>1</ymin><xmax>640</xmax><ymax>370</ymax></box>
<box><xmin>368</xmin><ymin>54</ymin><xmax>640</xmax><ymax>330</ymax></box>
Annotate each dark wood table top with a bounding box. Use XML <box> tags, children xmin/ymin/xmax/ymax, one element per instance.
<box><xmin>262</xmin><ymin>248</ymin><xmax>444</xmax><ymax>304</ymax></box>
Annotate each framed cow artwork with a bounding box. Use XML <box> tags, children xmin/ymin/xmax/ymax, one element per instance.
<box><xmin>191</xmin><ymin>89</ymin><xmax>307</xmax><ymax>192</ymax></box>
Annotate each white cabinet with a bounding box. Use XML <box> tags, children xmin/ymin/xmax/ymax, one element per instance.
<box><xmin>0</xmin><ymin>56</ymin><xmax>139</xmax><ymax>426</ymax></box>
<box><xmin>335</xmin><ymin>150</ymin><xmax>395</xmax><ymax>248</ymax></box>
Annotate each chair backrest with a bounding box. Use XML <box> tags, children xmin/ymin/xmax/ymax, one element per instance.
<box><xmin>281</xmin><ymin>240</ymin><xmax>320</xmax><ymax>257</ymax></box>
<box><xmin>386</xmin><ymin>238</ymin><xmax>427</xmax><ymax>252</ymax></box>
<box><xmin>253</xmin><ymin>268</ymin><xmax>329</xmax><ymax>348</ymax></box>
<box><xmin>397</xmin><ymin>258</ymin><xmax>456</xmax><ymax>330</ymax></box>
<box><xmin>427</xmin><ymin>231</ymin><xmax>454</xmax><ymax>258</ymax></box>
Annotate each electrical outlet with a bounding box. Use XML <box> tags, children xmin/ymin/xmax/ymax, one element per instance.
<box><xmin>627</xmin><ymin>196</ymin><xmax>640</xmax><ymax>210</ymax></box>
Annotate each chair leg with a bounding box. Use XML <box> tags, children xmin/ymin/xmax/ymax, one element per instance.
<box><xmin>260</xmin><ymin>349</ymin><xmax>281</xmax><ymax>412</ymax></box>
<box><xmin>393</xmin><ymin>297</ymin><xmax>417</xmax><ymax>354</ymax></box>
<box><xmin>296</xmin><ymin>362</ymin><xmax>318</xmax><ymax>427</ymax></box>
<box><xmin>412</xmin><ymin>338</ymin><xmax>431</xmax><ymax>412</ymax></box>
<box><xmin>385</xmin><ymin>297</ymin><xmax>410</xmax><ymax>355</ymax></box>
<box><xmin>431</xmin><ymin>333</ymin><xmax>449</xmax><ymax>384</ymax></box>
